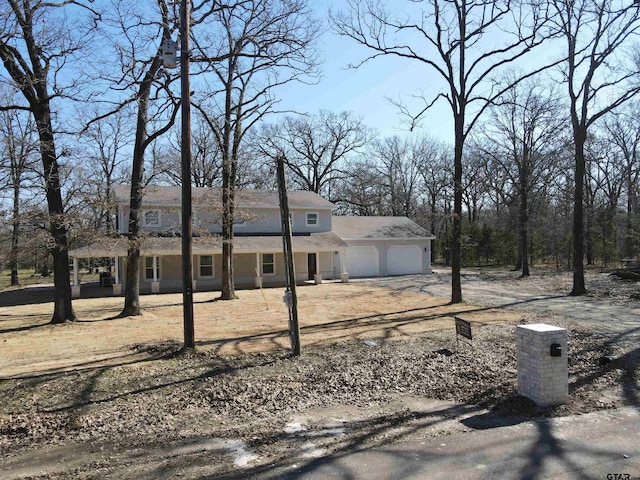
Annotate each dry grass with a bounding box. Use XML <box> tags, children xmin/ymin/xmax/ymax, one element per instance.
<box><xmin>0</xmin><ymin>281</ymin><xmax>521</xmax><ymax>378</ymax></box>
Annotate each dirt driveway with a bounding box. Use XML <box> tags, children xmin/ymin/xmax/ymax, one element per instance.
<box><xmin>0</xmin><ymin>280</ymin><xmax>519</xmax><ymax>379</ymax></box>
<box><xmin>365</xmin><ymin>270</ymin><xmax>640</xmax><ymax>339</ymax></box>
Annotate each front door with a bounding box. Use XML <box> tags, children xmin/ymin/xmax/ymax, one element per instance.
<box><xmin>307</xmin><ymin>253</ymin><xmax>317</xmax><ymax>280</ymax></box>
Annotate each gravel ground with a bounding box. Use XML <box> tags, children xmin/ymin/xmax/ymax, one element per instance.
<box><xmin>473</xmin><ymin>267</ymin><xmax>640</xmax><ymax>304</ymax></box>
<box><xmin>0</xmin><ymin>269</ymin><xmax>639</xmax><ymax>479</ymax></box>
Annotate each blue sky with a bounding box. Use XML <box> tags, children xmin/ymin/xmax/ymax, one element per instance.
<box><xmin>276</xmin><ymin>1</ymin><xmax>455</xmax><ymax>143</ymax></box>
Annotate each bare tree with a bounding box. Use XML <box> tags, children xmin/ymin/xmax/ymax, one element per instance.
<box><xmin>78</xmin><ymin>107</ymin><xmax>132</xmax><ymax>235</ymax></box>
<box><xmin>415</xmin><ymin>139</ymin><xmax>452</xmax><ymax>263</ymax></box>
<box><xmin>332</xmin><ymin>157</ymin><xmax>388</xmax><ymax>215</ymax></box>
<box><xmin>584</xmin><ymin>133</ymin><xmax>623</xmax><ymax>267</ymax></box>
<box><xmin>476</xmin><ymin>81</ymin><xmax>567</xmax><ymax>276</ymax></box>
<box><xmin>332</xmin><ymin>0</ymin><xmax>554</xmax><ymax>303</ymax></box>
<box><xmin>94</xmin><ymin>0</ymin><xmax>181</xmax><ymax>316</ymax></box>
<box><xmin>158</xmin><ymin>116</ymin><xmax>223</xmax><ymax>187</ymax></box>
<box><xmin>192</xmin><ymin>0</ymin><xmax>321</xmax><ymax>300</ymax></box>
<box><xmin>604</xmin><ymin>106</ymin><xmax>640</xmax><ymax>259</ymax></box>
<box><xmin>0</xmin><ymin>90</ymin><xmax>39</xmax><ymax>285</ymax></box>
<box><xmin>0</xmin><ymin>0</ymin><xmax>101</xmax><ymax>322</ymax></box>
<box><xmin>262</xmin><ymin>110</ymin><xmax>373</xmax><ymax>199</ymax></box>
<box><xmin>370</xmin><ymin>136</ymin><xmax>423</xmax><ymax>217</ymax></box>
<box><xmin>550</xmin><ymin>0</ymin><xmax>640</xmax><ymax>294</ymax></box>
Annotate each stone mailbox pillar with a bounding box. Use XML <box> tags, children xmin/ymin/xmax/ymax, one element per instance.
<box><xmin>516</xmin><ymin>323</ymin><xmax>568</xmax><ymax>407</ymax></box>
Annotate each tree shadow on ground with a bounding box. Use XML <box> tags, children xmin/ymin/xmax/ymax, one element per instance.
<box><xmin>141</xmin><ymin>397</ymin><xmax>630</xmax><ymax>480</ymax></box>
<box><xmin>2</xmin><ymin>324</ymin><xmax>638</xmax><ymax>479</ymax></box>
<box><xmin>195</xmin><ymin>301</ymin><xmax>513</xmax><ymax>357</ymax></box>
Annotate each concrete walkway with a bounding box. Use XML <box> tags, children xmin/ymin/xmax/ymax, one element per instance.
<box><xmin>252</xmin><ymin>407</ymin><xmax>640</xmax><ymax>480</ymax></box>
<box><xmin>364</xmin><ymin>272</ymin><xmax>640</xmax><ymax>340</ymax></box>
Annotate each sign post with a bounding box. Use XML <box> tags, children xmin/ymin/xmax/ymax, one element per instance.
<box><xmin>454</xmin><ymin>316</ymin><xmax>473</xmax><ymax>350</ymax></box>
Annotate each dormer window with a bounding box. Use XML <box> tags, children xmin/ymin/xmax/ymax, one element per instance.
<box><xmin>143</xmin><ymin>210</ymin><xmax>160</xmax><ymax>227</ymax></box>
<box><xmin>305</xmin><ymin>212</ymin><xmax>318</xmax><ymax>227</ymax></box>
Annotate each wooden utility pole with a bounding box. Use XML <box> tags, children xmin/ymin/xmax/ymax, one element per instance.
<box><xmin>276</xmin><ymin>155</ymin><xmax>301</xmax><ymax>356</ymax></box>
<box><xmin>180</xmin><ymin>0</ymin><xmax>195</xmax><ymax>349</ymax></box>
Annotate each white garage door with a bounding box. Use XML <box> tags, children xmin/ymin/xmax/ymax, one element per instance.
<box><xmin>387</xmin><ymin>245</ymin><xmax>422</xmax><ymax>275</ymax></box>
<box><xmin>345</xmin><ymin>246</ymin><xmax>379</xmax><ymax>277</ymax></box>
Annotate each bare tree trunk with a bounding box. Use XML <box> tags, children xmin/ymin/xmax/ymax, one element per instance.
<box><xmin>35</xmin><ymin>112</ymin><xmax>75</xmax><ymax>323</ymax></box>
<box><xmin>10</xmin><ymin>179</ymin><xmax>20</xmax><ymax>286</ymax></box>
<box><xmin>520</xmin><ymin>214</ymin><xmax>530</xmax><ymax>277</ymax></box>
<box><xmin>430</xmin><ymin>199</ymin><xmax>438</xmax><ymax>264</ymax></box>
<box><xmin>451</xmin><ymin>116</ymin><xmax>464</xmax><ymax>303</ymax></box>
<box><xmin>514</xmin><ymin>249</ymin><xmax>523</xmax><ymax>271</ymax></box>
<box><xmin>220</xmin><ymin>184</ymin><xmax>235</xmax><ymax>299</ymax></box>
<box><xmin>625</xmin><ymin>181</ymin><xmax>634</xmax><ymax>258</ymax></box>
<box><xmin>520</xmin><ymin>169</ymin><xmax>530</xmax><ymax>277</ymax></box>
<box><xmin>121</xmin><ymin>93</ymin><xmax>150</xmax><ymax>317</ymax></box>
<box><xmin>572</xmin><ymin>127</ymin><xmax>587</xmax><ymax>295</ymax></box>
<box><xmin>220</xmin><ymin>62</ymin><xmax>236</xmax><ymax>301</ymax></box>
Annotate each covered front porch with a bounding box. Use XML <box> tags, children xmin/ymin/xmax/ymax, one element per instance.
<box><xmin>68</xmin><ymin>233</ymin><xmax>350</xmax><ymax>297</ymax></box>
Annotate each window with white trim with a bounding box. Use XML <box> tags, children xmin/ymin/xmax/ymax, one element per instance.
<box><xmin>199</xmin><ymin>255</ymin><xmax>214</xmax><ymax>277</ymax></box>
<box><xmin>143</xmin><ymin>210</ymin><xmax>161</xmax><ymax>227</ymax></box>
<box><xmin>305</xmin><ymin>212</ymin><xmax>318</xmax><ymax>227</ymax></box>
<box><xmin>144</xmin><ymin>256</ymin><xmax>160</xmax><ymax>280</ymax></box>
<box><xmin>261</xmin><ymin>253</ymin><xmax>275</xmax><ymax>275</ymax></box>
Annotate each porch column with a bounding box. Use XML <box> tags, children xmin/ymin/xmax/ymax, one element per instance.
<box><xmin>113</xmin><ymin>257</ymin><xmax>122</xmax><ymax>295</ymax></box>
<box><xmin>331</xmin><ymin>251</ymin><xmax>335</xmax><ymax>280</ymax></box>
<box><xmin>151</xmin><ymin>255</ymin><xmax>160</xmax><ymax>293</ymax></box>
<box><xmin>192</xmin><ymin>254</ymin><xmax>197</xmax><ymax>292</ymax></box>
<box><xmin>113</xmin><ymin>257</ymin><xmax>120</xmax><ymax>283</ymax></box>
<box><xmin>314</xmin><ymin>251</ymin><xmax>322</xmax><ymax>284</ymax></box>
<box><xmin>254</xmin><ymin>252</ymin><xmax>262</xmax><ymax>288</ymax></box>
<box><xmin>71</xmin><ymin>258</ymin><xmax>81</xmax><ymax>298</ymax></box>
<box><xmin>340</xmin><ymin>251</ymin><xmax>349</xmax><ymax>283</ymax></box>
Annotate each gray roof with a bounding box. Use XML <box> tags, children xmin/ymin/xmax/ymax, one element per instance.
<box><xmin>331</xmin><ymin>216</ymin><xmax>434</xmax><ymax>240</ymax></box>
<box><xmin>69</xmin><ymin>232</ymin><xmax>348</xmax><ymax>258</ymax></box>
<box><xmin>112</xmin><ymin>185</ymin><xmax>335</xmax><ymax>210</ymax></box>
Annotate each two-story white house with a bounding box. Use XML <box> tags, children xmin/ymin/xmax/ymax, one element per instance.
<box><xmin>68</xmin><ymin>185</ymin><xmax>434</xmax><ymax>296</ymax></box>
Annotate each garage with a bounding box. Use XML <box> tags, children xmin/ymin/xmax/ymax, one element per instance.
<box><xmin>345</xmin><ymin>246</ymin><xmax>379</xmax><ymax>277</ymax></box>
<box><xmin>387</xmin><ymin>245</ymin><xmax>422</xmax><ymax>275</ymax></box>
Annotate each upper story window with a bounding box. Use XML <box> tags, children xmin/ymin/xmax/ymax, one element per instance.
<box><xmin>143</xmin><ymin>210</ymin><xmax>160</xmax><ymax>227</ymax></box>
<box><xmin>305</xmin><ymin>212</ymin><xmax>319</xmax><ymax>227</ymax></box>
